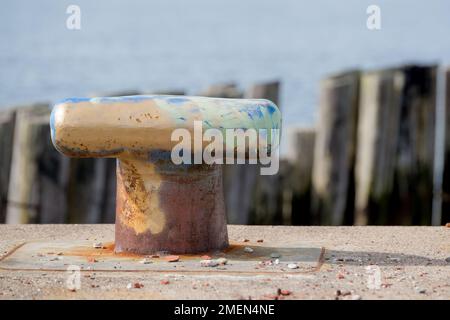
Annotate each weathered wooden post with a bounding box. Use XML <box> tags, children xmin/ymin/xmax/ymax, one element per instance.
<box><xmin>355</xmin><ymin>65</ymin><xmax>437</xmax><ymax>225</ymax></box>
<box><xmin>199</xmin><ymin>83</ymin><xmax>243</xmax><ymax>99</ymax></box>
<box><xmin>66</xmin><ymin>158</ymin><xmax>109</xmax><ymax>223</ymax></box>
<box><xmin>311</xmin><ymin>71</ymin><xmax>360</xmax><ymax>225</ymax></box>
<box><xmin>354</xmin><ymin>68</ymin><xmax>404</xmax><ymax>225</ymax></box>
<box><xmin>6</xmin><ymin>103</ymin><xmax>70</xmax><ymax>223</ymax></box>
<box><xmin>397</xmin><ymin>66</ymin><xmax>436</xmax><ymax>225</ymax></box>
<box><xmin>0</xmin><ymin>109</ymin><xmax>16</xmax><ymax>223</ymax></box>
<box><xmin>442</xmin><ymin>68</ymin><xmax>450</xmax><ymax>225</ymax></box>
<box><xmin>287</xmin><ymin>127</ymin><xmax>316</xmax><ymax>225</ymax></box>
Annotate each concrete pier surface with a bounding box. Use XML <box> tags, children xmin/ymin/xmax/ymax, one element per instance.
<box><xmin>0</xmin><ymin>225</ymin><xmax>448</xmax><ymax>300</ymax></box>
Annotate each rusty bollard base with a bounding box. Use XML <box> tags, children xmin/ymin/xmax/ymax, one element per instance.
<box><xmin>50</xmin><ymin>95</ymin><xmax>281</xmax><ymax>254</ymax></box>
<box><xmin>115</xmin><ymin>153</ymin><xmax>228</xmax><ymax>254</ymax></box>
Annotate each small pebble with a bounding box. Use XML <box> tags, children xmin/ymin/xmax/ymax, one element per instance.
<box><xmin>445</xmin><ymin>257</ymin><xmax>450</xmax><ymax>263</ymax></box>
<box><xmin>270</xmin><ymin>253</ymin><xmax>281</xmax><ymax>258</ymax></box>
<box><xmin>139</xmin><ymin>258</ymin><xmax>152</xmax><ymax>264</ymax></box>
<box><xmin>287</xmin><ymin>263</ymin><xmax>298</xmax><ymax>269</ymax></box>
<box><xmin>278</xmin><ymin>289</ymin><xmax>292</xmax><ymax>296</ymax></box>
<box><xmin>244</xmin><ymin>247</ymin><xmax>254</xmax><ymax>253</ymax></box>
<box><xmin>126</xmin><ymin>283</ymin><xmax>132</xmax><ymax>290</ymax></box>
<box><xmin>200</xmin><ymin>260</ymin><xmax>219</xmax><ymax>267</ymax></box>
<box><xmin>274</xmin><ymin>259</ymin><xmax>280</xmax><ymax>265</ymax></box>
<box><xmin>160</xmin><ymin>280</ymin><xmax>170</xmax><ymax>285</ymax></box>
<box><xmin>93</xmin><ymin>242</ymin><xmax>103</xmax><ymax>249</ymax></box>
<box><xmin>134</xmin><ymin>282</ymin><xmax>144</xmax><ymax>289</ymax></box>
<box><xmin>216</xmin><ymin>257</ymin><xmax>228</xmax><ymax>265</ymax></box>
<box><xmin>351</xmin><ymin>295</ymin><xmax>362</xmax><ymax>300</ymax></box>
<box><xmin>201</xmin><ymin>255</ymin><xmax>212</xmax><ymax>260</ymax></box>
<box><xmin>257</xmin><ymin>239</ymin><xmax>264</xmax><ymax>243</ymax></box>
<box><xmin>242</xmin><ymin>239</ymin><xmax>250</xmax><ymax>242</ymax></box>
<box><xmin>165</xmin><ymin>255</ymin><xmax>179</xmax><ymax>262</ymax></box>
<box><xmin>415</xmin><ymin>287</ymin><xmax>426</xmax><ymax>294</ymax></box>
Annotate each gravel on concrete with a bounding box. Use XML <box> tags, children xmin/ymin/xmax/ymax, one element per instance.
<box><xmin>0</xmin><ymin>225</ymin><xmax>449</xmax><ymax>300</ymax></box>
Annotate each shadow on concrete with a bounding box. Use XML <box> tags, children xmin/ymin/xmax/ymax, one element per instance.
<box><xmin>324</xmin><ymin>249</ymin><xmax>449</xmax><ymax>266</ymax></box>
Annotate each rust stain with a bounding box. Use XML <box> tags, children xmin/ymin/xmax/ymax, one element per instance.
<box><xmin>64</xmin><ymin>242</ymin><xmax>142</xmax><ymax>260</ymax></box>
<box><xmin>117</xmin><ymin>158</ymin><xmax>165</xmax><ymax>235</ymax></box>
<box><xmin>51</xmin><ymin>241</ymin><xmax>288</xmax><ymax>263</ymax></box>
<box><xmin>0</xmin><ymin>241</ymin><xmax>326</xmax><ymax>275</ymax></box>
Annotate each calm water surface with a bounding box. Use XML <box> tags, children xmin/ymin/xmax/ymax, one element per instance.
<box><xmin>1</xmin><ymin>0</ymin><xmax>449</xmax><ymax>132</ymax></box>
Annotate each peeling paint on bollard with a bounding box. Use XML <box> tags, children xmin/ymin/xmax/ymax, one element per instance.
<box><xmin>50</xmin><ymin>95</ymin><xmax>281</xmax><ymax>254</ymax></box>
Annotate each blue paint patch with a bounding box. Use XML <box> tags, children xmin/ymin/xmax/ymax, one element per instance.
<box><xmin>57</xmin><ymin>97</ymin><xmax>90</xmax><ymax>104</ymax></box>
<box><xmin>204</xmin><ymin>120</ymin><xmax>213</xmax><ymax>127</ymax></box>
<box><xmin>95</xmin><ymin>95</ymin><xmax>155</xmax><ymax>103</ymax></box>
<box><xmin>243</xmin><ymin>106</ymin><xmax>264</xmax><ymax>120</ymax></box>
<box><xmin>267</xmin><ymin>104</ymin><xmax>277</xmax><ymax>115</ymax></box>
<box><xmin>177</xmin><ymin>117</ymin><xmax>186</xmax><ymax>121</ymax></box>
<box><xmin>49</xmin><ymin>108</ymin><xmax>56</xmax><ymax>142</ymax></box>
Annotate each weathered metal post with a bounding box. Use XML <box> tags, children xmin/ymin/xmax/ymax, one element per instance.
<box><xmin>51</xmin><ymin>95</ymin><xmax>281</xmax><ymax>254</ymax></box>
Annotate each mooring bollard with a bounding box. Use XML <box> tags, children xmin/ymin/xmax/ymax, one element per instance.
<box><xmin>50</xmin><ymin>95</ymin><xmax>281</xmax><ymax>254</ymax></box>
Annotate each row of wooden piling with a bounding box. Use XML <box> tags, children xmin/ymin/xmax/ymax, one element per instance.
<box><xmin>0</xmin><ymin>65</ymin><xmax>448</xmax><ymax>225</ymax></box>
<box><xmin>290</xmin><ymin>65</ymin><xmax>446</xmax><ymax>225</ymax></box>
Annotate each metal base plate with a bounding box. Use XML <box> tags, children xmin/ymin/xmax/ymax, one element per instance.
<box><xmin>0</xmin><ymin>240</ymin><xmax>325</xmax><ymax>274</ymax></box>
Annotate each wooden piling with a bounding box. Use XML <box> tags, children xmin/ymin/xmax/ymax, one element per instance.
<box><xmin>442</xmin><ymin>68</ymin><xmax>450</xmax><ymax>225</ymax></box>
<box><xmin>5</xmin><ymin>104</ymin><xmax>70</xmax><ymax>223</ymax></box>
<box><xmin>0</xmin><ymin>109</ymin><xmax>16</xmax><ymax>223</ymax></box>
<box><xmin>311</xmin><ymin>71</ymin><xmax>360</xmax><ymax>225</ymax></box>
<box><xmin>100</xmin><ymin>158</ymin><xmax>117</xmax><ymax>223</ymax></box>
<box><xmin>355</xmin><ymin>65</ymin><xmax>437</xmax><ymax>225</ymax></box>
<box><xmin>199</xmin><ymin>83</ymin><xmax>243</xmax><ymax>99</ymax></box>
<box><xmin>287</xmin><ymin>128</ymin><xmax>316</xmax><ymax>225</ymax></box>
<box><xmin>354</xmin><ymin>68</ymin><xmax>404</xmax><ymax>225</ymax></box>
<box><xmin>66</xmin><ymin>158</ymin><xmax>109</xmax><ymax>223</ymax></box>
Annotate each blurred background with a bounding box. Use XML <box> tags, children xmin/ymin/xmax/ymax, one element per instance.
<box><xmin>1</xmin><ymin>0</ymin><xmax>450</xmax><ymax>225</ymax></box>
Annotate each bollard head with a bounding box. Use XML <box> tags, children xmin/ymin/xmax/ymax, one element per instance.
<box><xmin>50</xmin><ymin>95</ymin><xmax>281</xmax><ymax>254</ymax></box>
<box><xmin>51</xmin><ymin>95</ymin><xmax>281</xmax><ymax>159</ymax></box>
